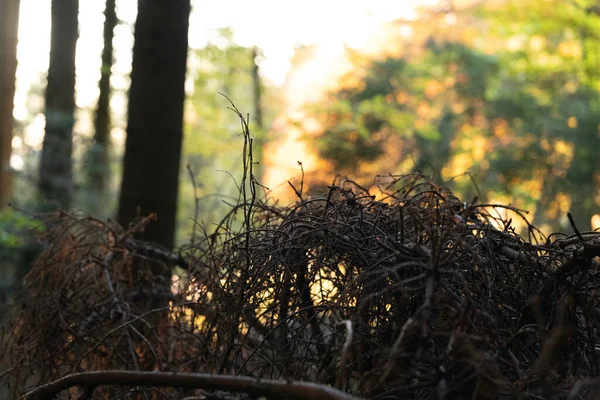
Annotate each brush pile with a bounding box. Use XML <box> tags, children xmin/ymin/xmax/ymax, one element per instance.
<box><xmin>3</xmin><ymin>101</ymin><xmax>600</xmax><ymax>400</ymax></box>
<box><xmin>3</xmin><ymin>169</ymin><xmax>600</xmax><ymax>399</ymax></box>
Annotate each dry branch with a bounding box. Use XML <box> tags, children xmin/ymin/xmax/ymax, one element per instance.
<box><xmin>22</xmin><ymin>371</ymin><xmax>361</xmax><ymax>400</ymax></box>
<box><xmin>4</xmin><ymin>109</ymin><xmax>600</xmax><ymax>399</ymax></box>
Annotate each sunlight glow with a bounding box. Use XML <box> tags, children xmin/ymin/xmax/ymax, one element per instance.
<box><xmin>23</xmin><ymin>114</ymin><xmax>45</xmax><ymax>150</ymax></box>
<box><xmin>592</xmin><ymin>214</ymin><xmax>600</xmax><ymax>230</ymax></box>
<box><xmin>14</xmin><ymin>0</ymin><xmax>442</xmax><ymax>203</ymax></box>
<box><xmin>11</xmin><ymin>136</ymin><xmax>22</xmax><ymax>149</ymax></box>
<box><xmin>10</xmin><ymin>155</ymin><xmax>24</xmax><ymax>171</ymax></box>
<box><xmin>14</xmin><ymin>0</ymin><xmax>437</xmax><ymax>114</ymax></box>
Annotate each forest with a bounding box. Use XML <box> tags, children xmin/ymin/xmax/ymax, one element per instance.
<box><xmin>1</xmin><ymin>0</ymin><xmax>600</xmax><ymax>399</ymax></box>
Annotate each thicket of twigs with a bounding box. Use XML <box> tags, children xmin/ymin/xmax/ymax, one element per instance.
<box><xmin>3</xmin><ymin>107</ymin><xmax>600</xmax><ymax>399</ymax></box>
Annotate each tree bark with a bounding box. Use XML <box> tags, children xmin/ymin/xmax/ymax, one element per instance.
<box><xmin>0</xmin><ymin>0</ymin><xmax>21</xmax><ymax>209</ymax></box>
<box><xmin>118</xmin><ymin>0</ymin><xmax>191</xmax><ymax>249</ymax></box>
<box><xmin>39</xmin><ymin>0</ymin><xmax>79</xmax><ymax>209</ymax></box>
<box><xmin>88</xmin><ymin>0</ymin><xmax>117</xmax><ymax>193</ymax></box>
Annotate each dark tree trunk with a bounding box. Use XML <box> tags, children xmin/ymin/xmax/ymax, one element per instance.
<box><xmin>39</xmin><ymin>0</ymin><xmax>79</xmax><ymax>209</ymax></box>
<box><xmin>251</xmin><ymin>47</ymin><xmax>263</xmax><ymax>131</ymax></box>
<box><xmin>88</xmin><ymin>0</ymin><xmax>117</xmax><ymax>194</ymax></box>
<box><xmin>250</xmin><ymin>46</ymin><xmax>265</xmax><ymax>180</ymax></box>
<box><xmin>118</xmin><ymin>0</ymin><xmax>191</xmax><ymax>249</ymax></box>
<box><xmin>0</xmin><ymin>0</ymin><xmax>21</xmax><ymax>209</ymax></box>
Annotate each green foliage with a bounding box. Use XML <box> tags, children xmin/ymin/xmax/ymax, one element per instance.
<box><xmin>0</xmin><ymin>209</ymin><xmax>43</xmax><ymax>311</ymax></box>
<box><xmin>0</xmin><ymin>209</ymin><xmax>43</xmax><ymax>249</ymax></box>
<box><xmin>480</xmin><ymin>0</ymin><xmax>600</xmax><ymax>228</ymax></box>
<box><xmin>313</xmin><ymin>41</ymin><xmax>498</xmax><ymax>176</ymax></box>
<box><xmin>178</xmin><ymin>28</ymin><xmax>281</xmax><ymax>244</ymax></box>
<box><xmin>309</xmin><ymin>0</ymin><xmax>600</xmax><ymax>232</ymax></box>
<box><xmin>313</xmin><ymin>97</ymin><xmax>394</xmax><ymax>169</ymax></box>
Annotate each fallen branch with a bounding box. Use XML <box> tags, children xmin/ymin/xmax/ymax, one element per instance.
<box><xmin>22</xmin><ymin>370</ymin><xmax>363</xmax><ymax>400</ymax></box>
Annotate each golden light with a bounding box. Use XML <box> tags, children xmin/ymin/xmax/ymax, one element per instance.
<box><xmin>261</xmin><ymin>15</ymin><xmax>420</xmax><ymax>200</ymax></box>
<box><xmin>558</xmin><ymin>40</ymin><xmax>582</xmax><ymax>59</ymax></box>
<box><xmin>592</xmin><ymin>214</ymin><xmax>600</xmax><ymax>231</ymax></box>
<box><xmin>506</xmin><ymin>35</ymin><xmax>525</xmax><ymax>52</ymax></box>
<box><xmin>529</xmin><ymin>35</ymin><xmax>546</xmax><ymax>52</ymax></box>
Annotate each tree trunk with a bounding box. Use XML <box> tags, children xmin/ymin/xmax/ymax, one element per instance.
<box><xmin>0</xmin><ymin>0</ymin><xmax>21</xmax><ymax>209</ymax></box>
<box><xmin>250</xmin><ymin>46</ymin><xmax>265</xmax><ymax>180</ymax></box>
<box><xmin>88</xmin><ymin>0</ymin><xmax>117</xmax><ymax>194</ymax></box>
<box><xmin>251</xmin><ymin>47</ymin><xmax>263</xmax><ymax>131</ymax></box>
<box><xmin>39</xmin><ymin>0</ymin><xmax>79</xmax><ymax>209</ymax></box>
<box><xmin>118</xmin><ymin>0</ymin><xmax>191</xmax><ymax>249</ymax></box>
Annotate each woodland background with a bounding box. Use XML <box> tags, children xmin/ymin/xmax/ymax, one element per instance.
<box><xmin>2</xmin><ymin>0</ymin><xmax>600</xmax><ymax>325</ymax></box>
<box><xmin>1</xmin><ymin>0</ymin><xmax>600</xmax><ymax>396</ymax></box>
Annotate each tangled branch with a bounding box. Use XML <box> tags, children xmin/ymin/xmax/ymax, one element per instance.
<box><xmin>3</xmin><ymin>108</ymin><xmax>600</xmax><ymax>399</ymax></box>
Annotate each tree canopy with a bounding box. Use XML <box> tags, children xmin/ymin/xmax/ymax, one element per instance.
<box><xmin>306</xmin><ymin>0</ymin><xmax>600</xmax><ymax>233</ymax></box>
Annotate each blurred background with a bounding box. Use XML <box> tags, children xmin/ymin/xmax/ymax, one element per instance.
<box><xmin>2</xmin><ymin>0</ymin><xmax>600</xmax><ymax>301</ymax></box>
